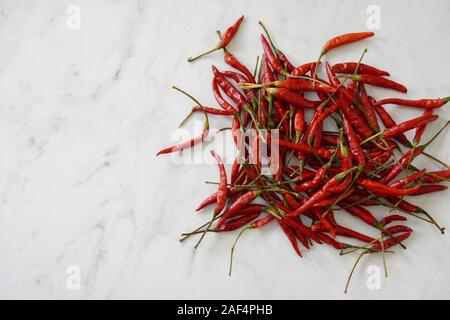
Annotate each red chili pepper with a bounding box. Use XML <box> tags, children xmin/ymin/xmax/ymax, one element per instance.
<box><xmin>188</xmin><ymin>15</ymin><xmax>244</xmax><ymax>62</ymax></box>
<box><xmin>278</xmin><ymin>219</ymin><xmax>302</xmax><ymax>257</ymax></box>
<box><xmin>316</xmin><ymin>232</ymin><xmax>348</xmax><ymax>250</ymax></box>
<box><xmin>284</xmin><ymin>215</ymin><xmax>323</xmax><ymax>244</ymax></box>
<box><xmin>192</xmin><ymin>105</ymin><xmax>233</xmax><ymax>115</ymax></box>
<box><xmin>313</xmin><ymin>208</ymin><xmax>336</xmax><ymax>237</ymax></box>
<box><xmin>375</xmin><ymin>96</ymin><xmax>450</xmax><ymax>109</ymax></box>
<box><xmin>320</xmin><ymin>32</ymin><xmax>375</xmax><ymax>58</ymax></box>
<box><xmin>230</xmin><ymin>158</ymin><xmax>240</xmax><ymax>185</ymax></box>
<box><xmin>269</xmin><ymin>79</ymin><xmax>336</xmax><ymax>93</ymax></box>
<box><xmin>289</xmin><ymin>168</ymin><xmax>355</xmax><ymax>217</ymax></box>
<box><xmin>196</xmin><ymin>187</ymin><xmax>238</xmax><ymax>212</ymax></box>
<box><xmin>276</xmin><ymin>138</ymin><xmax>333</xmax><ymax>159</ymax></box>
<box><xmin>389</xmin><ymin>169</ymin><xmax>425</xmax><ymax>189</ymax></box>
<box><xmin>345</xmin><ymin>205</ymin><xmax>378</xmax><ymax>226</ymax></box>
<box><xmin>313</xmin><ymin>223</ymin><xmax>375</xmax><ymax>243</ymax></box>
<box><xmin>210</xmin><ymin>150</ymin><xmax>228</xmax><ymax>214</ymax></box>
<box><xmin>422</xmin><ymin>170</ymin><xmax>450</xmax><ymax>183</ymax></box>
<box><xmin>373</xmin><ymin>103</ymin><xmax>412</xmax><ymax>147</ymax></box>
<box><xmin>365</xmin><ymin>146</ymin><xmax>394</xmax><ymax>172</ymax></box>
<box><xmin>383</xmin><ymin>114</ymin><xmax>438</xmax><ymax>138</ymax></box>
<box><xmin>223</xmin><ymin>51</ymin><xmax>256</xmax><ymax>83</ymax></box>
<box><xmin>341</xmin><ymin>102</ymin><xmax>373</xmax><ymax>139</ymax></box>
<box><xmin>250</xmin><ymin>214</ymin><xmax>275</xmax><ymax>229</ymax></box>
<box><xmin>357</xmin><ymin>83</ymin><xmax>379</xmax><ymax>131</ymax></box>
<box><xmin>385</xmin><ymin>225</ymin><xmax>413</xmax><ymax>234</ymax></box>
<box><xmin>261</xmin><ymin>34</ymin><xmax>286</xmax><ymax>75</ymax></box>
<box><xmin>157</xmin><ymin>130</ymin><xmax>208</xmax><ymax>156</ymax></box>
<box><xmin>332</xmin><ymin>62</ymin><xmax>389</xmax><ymax>76</ymax></box>
<box><xmin>217</xmin><ymin>190</ymin><xmax>262</xmax><ymax>228</ymax></box>
<box><xmin>294</xmin><ymin>108</ymin><xmax>305</xmax><ymax>139</ymax></box>
<box><xmin>351</xmin><ymin>74</ymin><xmax>407</xmax><ymax>93</ymax></box>
<box><xmin>343</xmin><ymin>114</ymin><xmax>365</xmax><ymax>169</ymax></box>
<box><xmin>277</xmin><ymin>50</ymin><xmax>295</xmax><ymax>72</ymax></box>
<box><xmin>372</xmin><ymin>232</ymin><xmax>412</xmax><ymax>251</ymax></box>
<box><xmin>291</xmin><ymin>62</ymin><xmax>315</xmax><ymax>77</ymax></box>
<box><xmin>380</xmin><ymin>215</ymin><xmax>407</xmax><ymax>227</ymax></box>
<box><xmin>212</xmin><ymin>66</ymin><xmax>247</xmax><ymax>108</ymax></box>
<box><xmin>413</xmin><ymin>109</ymin><xmax>434</xmax><ymax>146</ymax></box>
<box><xmin>217</xmin><ymin>212</ymin><xmax>260</xmax><ymax>232</ymax></box>
<box><xmin>295</xmin><ymin>165</ymin><xmax>327</xmax><ymax>192</ymax></box>
<box><xmin>408</xmin><ymin>184</ymin><xmax>448</xmax><ymax>196</ymax></box>
<box><xmin>212</xmin><ymin>78</ymin><xmax>237</xmax><ymax>113</ymax></box>
<box><xmin>222</xmin><ymin>70</ymin><xmax>255</xmax><ymax>101</ymax></box>
<box><xmin>357</xmin><ymin>178</ymin><xmax>421</xmax><ymax>196</ymax></box>
<box><xmin>265</xmin><ymin>87</ymin><xmax>321</xmax><ymax>108</ymax></box>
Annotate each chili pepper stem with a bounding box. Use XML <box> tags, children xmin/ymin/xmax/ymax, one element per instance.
<box><xmin>415</xmin><ymin>207</ymin><xmax>445</xmax><ymax>234</ymax></box>
<box><xmin>172</xmin><ymin>86</ymin><xmax>209</xmax><ymax>130</ymax></box>
<box><xmin>188</xmin><ymin>45</ymin><xmax>221</xmax><ymax>62</ymax></box>
<box><xmin>359</xmin><ymin>131</ymin><xmax>384</xmax><ymax>145</ymax></box>
<box><xmin>229</xmin><ymin>226</ymin><xmax>251</xmax><ymax>276</ymax></box>
<box><xmin>344</xmin><ymin>251</ymin><xmax>368</xmax><ymax>294</ymax></box>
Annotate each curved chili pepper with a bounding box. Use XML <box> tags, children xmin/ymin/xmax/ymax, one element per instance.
<box><xmin>409</xmin><ymin>184</ymin><xmax>448</xmax><ymax>196</ymax></box>
<box><xmin>332</xmin><ymin>62</ymin><xmax>389</xmax><ymax>76</ymax></box>
<box><xmin>265</xmin><ymin>87</ymin><xmax>320</xmax><ymax>108</ymax></box>
<box><xmin>217</xmin><ymin>190</ymin><xmax>262</xmax><ymax>228</ymax></box>
<box><xmin>278</xmin><ymin>219</ymin><xmax>302</xmax><ymax>257</ymax></box>
<box><xmin>320</xmin><ymin>32</ymin><xmax>375</xmax><ymax>58</ymax></box>
<box><xmin>210</xmin><ymin>150</ymin><xmax>228</xmax><ymax>214</ymax></box>
<box><xmin>295</xmin><ymin>165</ymin><xmax>327</xmax><ymax>192</ymax></box>
<box><xmin>277</xmin><ymin>50</ymin><xmax>295</xmax><ymax>72</ymax></box>
<box><xmin>357</xmin><ymin>84</ymin><xmax>379</xmax><ymax>131</ymax></box>
<box><xmin>341</xmin><ymin>102</ymin><xmax>373</xmax><ymax>139</ymax></box>
<box><xmin>375</xmin><ymin>97</ymin><xmax>450</xmax><ymax>109</ymax></box>
<box><xmin>188</xmin><ymin>15</ymin><xmax>244</xmax><ymax>62</ymax></box>
<box><xmin>212</xmin><ymin>78</ymin><xmax>237</xmax><ymax>113</ymax></box>
<box><xmin>316</xmin><ymin>232</ymin><xmax>348</xmax><ymax>250</ymax></box>
<box><xmin>373</xmin><ymin>103</ymin><xmax>411</xmax><ymax>147</ymax></box>
<box><xmin>413</xmin><ymin>109</ymin><xmax>433</xmax><ymax>146</ymax></box>
<box><xmin>350</xmin><ymin>74</ymin><xmax>407</xmax><ymax>93</ymax></box>
<box><xmin>422</xmin><ymin>169</ymin><xmax>450</xmax><ymax>183</ymax></box>
<box><xmin>276</xmin><ymin>138</ymin><xmax>333</xmax><ymax>159</ymax></box>
<box><xmin>223</xmin><ymin>51</ymin><xmax>256</xmax><ymax>83</ymax></box>
<box><xmin>157</xmin><ymin>130</ymin><xmax>208</xmax><ymax>156</ymax></box>
<box><xmin>343</xmin><ymin>115</ymin><xmax>365</xmax><ymax>168</ymax></box>
<box><xmin>217</xmin><ymin>212</ymin><xmax>260</xmax><ymax>232</ymax></box>
<box><xmin>389</xmin><ymin>169</ymin><xmax>425</xmax><ymax>188</ymax></box>
<box><xmin>260</xmin><ymin>34</ymin><xmax>286</xmax><ymax>75</ymax></box>
<box><xmin>291</xmin><ymin>62</ymin><xmax>315</xmax><ymax>77</ymax></box>
<box><xmin>250</xmin><ymin>214</ymin><xmax>275</xmax><ymax>229</ymax></box>
<box><xmin>380</xmin><ymin>215</ymin><xmax>407</xmax><ymax>227</ymax></box>
<box><xmin>313</xmin><ymin>208</ymin><xmax>336</xmax><ymax>237</ymax></box>
<box><xmin>372</xmin><ymin>232</ymin><xmax>412</xmax><ymax>251</ymax></box>
<box><xmin>269</xmin><ymin>79</ymin><xmax>336</xmax><ymax>93</ymax></box>
<box><xmin>289</xmin><ymin>168</ymin><xmax>355</xmax><ymax>217</ymax></box>
<box><xmin>385</xmin><ymin>225</ymin><xmax>413</xmax><ymax>234</ymax></box>
<box><xmin>365</xmin><ymin>146</ymin><xmax>394</xmax><ymax>172</ymax></box>
<box><xmin>196</xmin><ymin>187</ymin><xmax>238</xmax><ymax>211</ymax></box>
<box><xmin>230</xmin><ymin>158</ymin><xmax>240</xmax><ymax>185</ymax></box>
<box><xmin>192</xmin><ymin>105</ymin><xmax>233</xmax><ymax>115</ymax></box>
<box><xmin>383</xmin><ymin>114</ymin><xmax>438</xmax><ymax>138</ymax></box>
<box><xmin>212</xmin><ymin>66</ymin><xmax>247</xmax><ymax>108</ymax></box>
<box><xmin>294</xmin><ymin>108</ymin><xmax>305</xmax><ymax>140</ymax></box>
<box><xmin>284</xmin><ymin>215</ymin><xmax>323</xmax><ymax>244</ymax></box>
<box><xmin>222</xmin><ymin>70</ymin><xmax>255</xmax><ymax>101</ymax></box>
<box><xmin>357</xmin><ymin>178</ymin><xmax>421</xmax><ymax>196</ymax></box>
<box><xmin>313</xmin><ymin>223</ymin><xmax>375</xmax><ymax>243</ymax></box>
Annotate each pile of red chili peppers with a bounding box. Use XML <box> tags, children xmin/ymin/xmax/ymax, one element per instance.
<box><xmin>158</xmin><ymin>16</ymin><xmax>450</xmax><ymax>292</ymax></box>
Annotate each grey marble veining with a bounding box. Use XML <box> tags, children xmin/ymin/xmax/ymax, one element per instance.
<box><xmin>0</xmin><ymin>0</ymin><xmax>449</xmax><ymax>299</ymax></box>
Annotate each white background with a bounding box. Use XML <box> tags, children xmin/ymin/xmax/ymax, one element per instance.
<box><xmin>0</xmin><ymin>0</ymin><xmax>449</xmax><ymax>299</ymax></box>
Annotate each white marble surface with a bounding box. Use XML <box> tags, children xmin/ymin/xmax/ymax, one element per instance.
<box><xmin>1</xmin><ymin>0</ymin><xmax>450</xmax><ymax>299</ymax></box>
